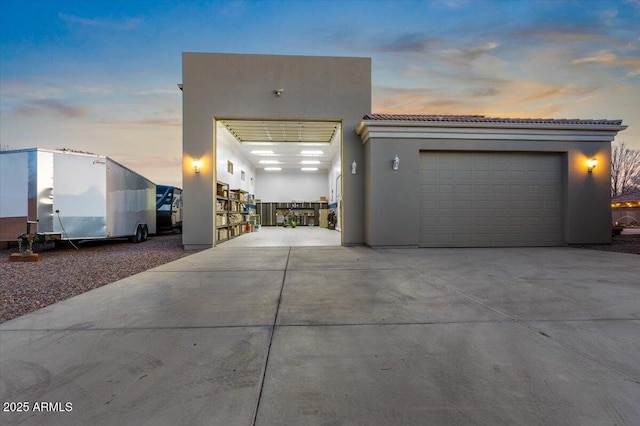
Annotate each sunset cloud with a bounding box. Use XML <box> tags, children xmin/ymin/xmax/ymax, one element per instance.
<box><xmin>573</xmin><ymin>50</ymin><xmax>640</xmax><ymax>76</ymax></box>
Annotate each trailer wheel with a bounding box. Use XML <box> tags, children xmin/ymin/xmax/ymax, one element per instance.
<box><xmin>130</xmin><ymin>225</ymin><xmax>143</xmax><ymax>243</ymax></box>
<box><xmin>142</xmin><ymin>225</ymin><xmax>149</xmax><ymax>242</ymax></box>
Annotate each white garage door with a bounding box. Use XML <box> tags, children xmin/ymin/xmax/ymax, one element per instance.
<box><xmin>420</xmin><ymin>152</ymin><xmax>563</xmax><ymax>247</ymax></box>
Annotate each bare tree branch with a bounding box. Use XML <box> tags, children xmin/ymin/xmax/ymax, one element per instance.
<box><xmin>611</xmin><ymin>141</ymin><xmax>640</xmax><ymax>197</ymax></box>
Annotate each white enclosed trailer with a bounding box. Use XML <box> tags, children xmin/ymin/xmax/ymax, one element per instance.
<box><xmin>0</xmin><ymin>148</ymin><xmax>156</xmax><ymax>244</ymax></box>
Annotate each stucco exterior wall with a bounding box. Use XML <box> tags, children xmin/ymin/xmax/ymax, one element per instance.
<box><xmin>363</xmin><ymin>136</ymin><xmax>614</xmax><ymax>246</ymax></box>
<box><xmin>182</xmin><ymin>52</ymin><xmax>371</xmax><ymax>249</ymax></box>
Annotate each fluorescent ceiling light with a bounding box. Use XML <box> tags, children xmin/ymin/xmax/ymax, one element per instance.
<box><xmin>301</xmin><ymin>160</ymin><xmax>320</xmax><ymax>164</ymax></box>
<box><xmin>301</xmin><ymin>167</ymin><xmax>318</xmax><ymax>171</ymax></box>
<box><xmin>251</xmin><ymin>150</ymin><xmax>274</xmax><ymax>155</ymax></box>
<box><xmin>259</xmin><ymin>160</ymin><xmax>280</xmax><ymax>164</ymax></box>
<box><xmin>300</xmin><ymin>150</ymin><xmax>323</xmax><ymax>155</ymax></box>
<box><xmin>264</xmin><ymin>167</ymin><xmax>282</xmax><ymax>171</ymax></box>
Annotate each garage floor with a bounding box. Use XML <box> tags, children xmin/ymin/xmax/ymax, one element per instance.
<box><xmin>1</xmin><ymin>246</ymin><xmax>638</xmax><ymax>425</ymax></box>
<box><xmin>220</xmin><ymin>225</ymin><xmax>341</xmax><ymax>247</ymax></box>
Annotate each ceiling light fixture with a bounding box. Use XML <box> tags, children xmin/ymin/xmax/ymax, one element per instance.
<box><xmin>251</xmin><ymin>150</ymin><xmax>274</xmax><ymax>155</ymax></box>
<box><xmin>264</xmin><ymin>167</ymin><xmax>282</xmax><ymax>171</ymax></box>
<box><xmin>301</xmin><ymin>160</ymin><xmax>320</xmax><ymax>164</ymax></box>
<box><xmin>301</xmin><ymin>150</ymin><xmax>323</xmax><ymax>155</ymax></box>
<box><xmin>301</xmin><ymin>167</ymin><xmax>318</xmax><ymax>171</ymax></box>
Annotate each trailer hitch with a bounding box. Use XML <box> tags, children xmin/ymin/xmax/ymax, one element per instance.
<box><xmin>15</xmin><ymin>220</ymin><xmax>61</xmax><ymax>257</ymax></box>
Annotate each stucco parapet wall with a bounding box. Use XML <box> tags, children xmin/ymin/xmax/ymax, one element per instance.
<box><xmin>356</xmin><ymin>118</ymin><xmax>627</xmax><ymax>144</ymax></box>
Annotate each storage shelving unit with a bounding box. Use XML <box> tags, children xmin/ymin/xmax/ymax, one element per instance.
<box><xmin>215</xmin><ymin>181</ymin><xmax>257</xmax><ymax>244</ymax></box>
<box><xmin>257</xmin><ymin>202</ymin><xmax>329</xmax><ymax>227</ymax></box>
<box><xmin>216</xmin><ymin>181</ymin><xmax>230</xmax><ymax>243</ymax></box>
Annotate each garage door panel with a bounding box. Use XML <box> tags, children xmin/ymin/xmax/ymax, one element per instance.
<box><xmin>473</xmin><ymin>170</ymin><xmax>490</xmax><ymax>179</ymax></box>
<box><xmin>438</xmin><ymin>185</ymin><xmax>454</xmax><ymax>194</ymax></box>
<box><xmin>419</xmin><ymin>152</ymin><xmax>563</xmax><ymax>247</ymax></box>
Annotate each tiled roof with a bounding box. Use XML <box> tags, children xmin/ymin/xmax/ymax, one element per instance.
<box><xmin>612</xmin><ymin>191</ymin><xmax>640</xmax><ymax>203</ymax></box>
<box><xmin>363</xmin><ymin>113</ymin><xmax>623</xmax><ymax>126</ymax></box>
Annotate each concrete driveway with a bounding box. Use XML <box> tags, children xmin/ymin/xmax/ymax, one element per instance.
<box><xmin>1</xmin><ymin>246</ymin><xmax>639</xmax><ymax>425</ymax></box>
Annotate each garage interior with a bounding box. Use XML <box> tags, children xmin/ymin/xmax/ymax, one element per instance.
<box><xmin>214</xmin><ymin>118</ymin><xmax>343</xmax><ymax>247</ymax></box>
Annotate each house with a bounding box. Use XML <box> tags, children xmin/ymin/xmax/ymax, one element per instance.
<box><xmin>612</xmin><ymin>191</ymin><xmax>640</xmax><ymax>226</ymax></box>
<box><xmin>180</xmin><ymin>52</ymin><xmax>627</xmax><ymax>249</ymax></box>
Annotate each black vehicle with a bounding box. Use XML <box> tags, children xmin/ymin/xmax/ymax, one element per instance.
<box><xmin>156</xmin><ymin>185</ymin><xmax>183</xmax><ymax>233</ymax></box>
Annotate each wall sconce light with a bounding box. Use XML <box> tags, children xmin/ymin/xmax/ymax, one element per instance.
<box><xmin>587</xmin><ymin>157</ymin><xmax>598</xmax><ymax>173</ymax></box>
<box><xmin>392</xmin><ymin>155</ymin><xmax>400</xmax><ymax>171</ymax></box>
<box><xmin>192</xmin><ymin>159</ymin><xmax>203</xmax><ymax>173</ymax></box>
<box><xmin>274</xmin><ymin>88</ymin><xmax>284</xmax><ymax>97</ymax></box>
<box><xmin>351</xmin><ymin>160</ymin><xmax>357</xmax><ymax>175</ymax></box>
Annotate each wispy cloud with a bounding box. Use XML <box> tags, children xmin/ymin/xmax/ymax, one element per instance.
<box><xmin>58</xmin><ymin>13</ymin><xmax>141</xmax><ymax>30</ymax></box>
<box><xmin>430</xmin><ymin>0</ymin><xmax>471</xmax><ymax>9</ymax></box>
<box><xmin>441</xmin><ymin>42</ymin><xmax>499</xmax><ymax>61</ymax></box>
<box><xmin>573</xmin><ymin>50</ymin><xmax>640</xmax><ymax>76</ymax></box>
<box><xmin>1</xmin><ymin>81</ymin><xmax>66</xmax><ymax>100</ymax></box>
<box><xmin>132</xmin><ymin>89</ymin><xmax>182</xmax><ymax>96</ymax></box>
<box><xmin>98</xmin><ymin>117</ymin><xmax>181</xmax><ymax>129</ymax></box>
<box><xmin>513</xmin><ymin>28</ymin><xmax>608</xmax><ymax>44</ymax></box>
<box><xmin>376</xmin><ymin>33</ymin><xmax>440</xmax><ymax>53</ymax></box>
<box><xmin>12</xmin><ymin>99</ymin><xmax>89</xmax><ymax>119</ymax></box>
<box><xmin>73</xmin><ymin>85</ymin><xmax>112</xmax><ymax>95</ymax></box>
<box><xmin>512</xmin><ymin>81</ymin><xmax>601</xmax><ymax>102</ymax></box>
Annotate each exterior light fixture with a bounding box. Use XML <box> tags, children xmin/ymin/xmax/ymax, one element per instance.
<box><xmin>392</xmin><ymin>155</ymin><xmax>400</xmax><ymax>171</ymax></box>
<box><xmin>352</xmin><ymin>160</ymin><xmax>357</xmax><ymax>175</ymax></box>
<box><xmin>192</xmin><ymin>159</ymin><xmax>203</xmax><ymax>173</ymax></box>
<box><xmin>587</xmin><ymin>157</ymin><xmax>598</xmax><ymax>173</ymax></box>
<box><xmin>274</xmin><ymin>88</ymin><xmax>284</xmax><ymax>96</ymax></box>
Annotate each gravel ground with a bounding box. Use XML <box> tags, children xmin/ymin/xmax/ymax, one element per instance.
<box><xmin>1</xmin><ymin>232</ymin><xmax>638</xmax><ymax>324</ymax></box>
<box><xmin>1</xmin><ymin>233</ymin><xmax>197</xmax><ymax>324</ymax></box>
<box><xmin>570</xmin><ymin>233</ymin><xmax>640</xmax><ymax>255</ymax></box>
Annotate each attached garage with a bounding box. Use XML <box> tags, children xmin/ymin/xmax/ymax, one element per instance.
<box><xmin>357</xmin><ymin>114</ymin><xmax>627</xmax><ymax>248</ymax></box>
<box><xmin>419</xmin><ymin>151</ymin><xmax>563</xmax><ymax>247</ymax></box>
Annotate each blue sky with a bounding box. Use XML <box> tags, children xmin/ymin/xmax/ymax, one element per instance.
<box><xmin>1</xmin><ymin>0</ymin><xmax>639</xmax><ymax>187</ymax></box>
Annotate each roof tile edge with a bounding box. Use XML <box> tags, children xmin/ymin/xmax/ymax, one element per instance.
<box><xmin>362</xmin><ymin>113</ymin><xmax>624</xmax><ymax>126</ymax></box>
